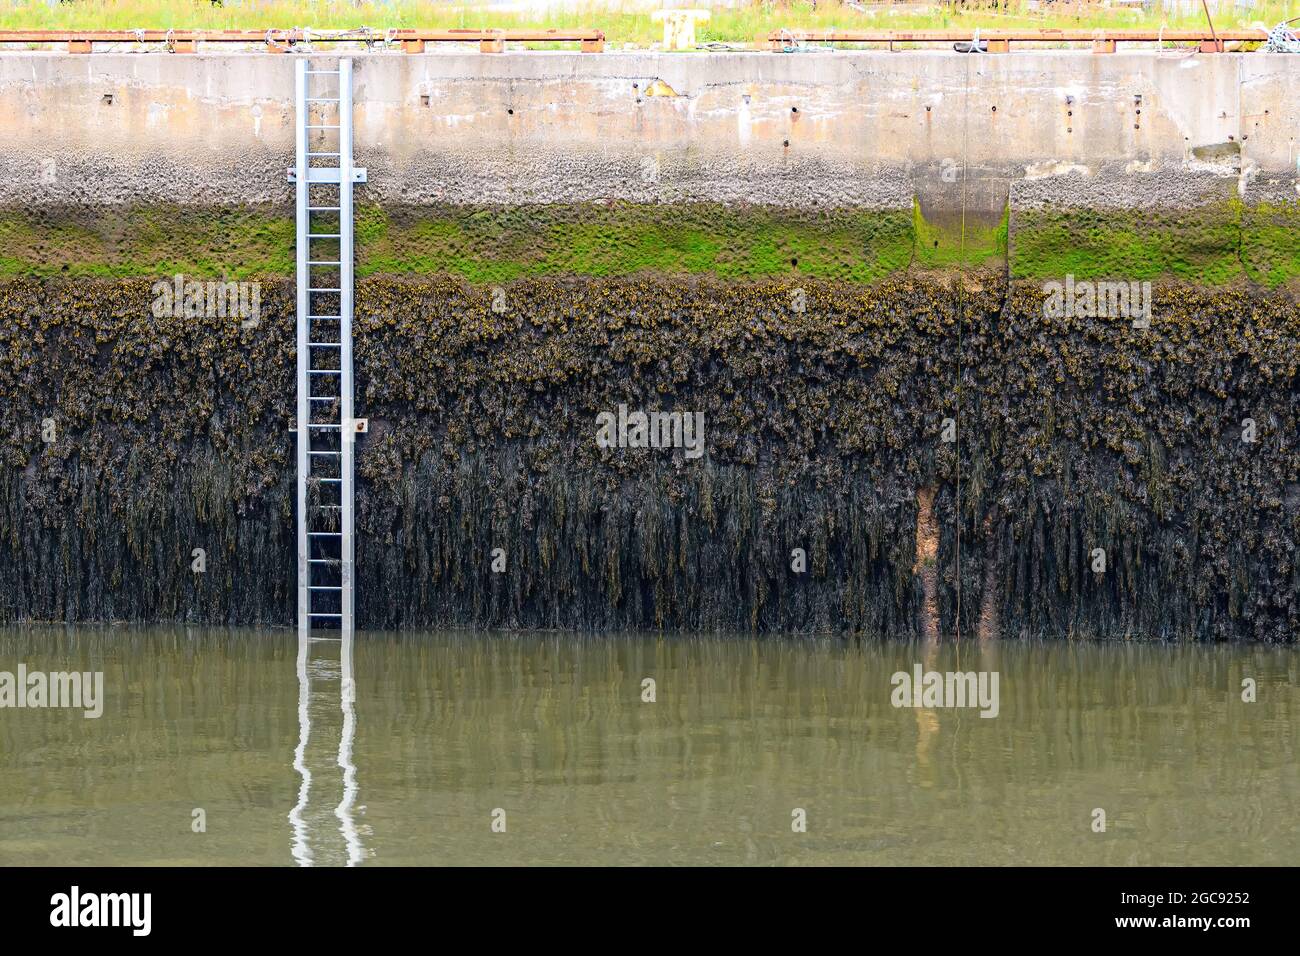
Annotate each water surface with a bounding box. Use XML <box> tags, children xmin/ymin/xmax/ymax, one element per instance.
<box><xmin>0</xmin><ymin>627</ymin><xmax>1296</xmax><ymax>865</ymax></box>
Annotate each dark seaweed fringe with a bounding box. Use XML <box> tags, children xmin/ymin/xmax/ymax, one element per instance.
<box><xmin>0</xmin><ymin>276</ymin><xmax>1295</xmax><ymax>640</ymax></box>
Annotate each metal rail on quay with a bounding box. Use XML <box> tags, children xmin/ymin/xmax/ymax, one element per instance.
<box><xmin>763</xmin><ymin>28</ymin><xmax>1272</xmax><ymax>53</ymax></box>
<box><xmin>0</xmin><ymin>27</ymin><xmax>606</xmax><ymax>54</ymax></box>
<box><xmin>0</xmin><ymin>26</ymin><xmax>1278</xmax><ymax>55</ymax></box>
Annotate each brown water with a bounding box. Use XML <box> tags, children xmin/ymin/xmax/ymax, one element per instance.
<box><xmin>0</xmin><ymin>626</ymin><xmax>1296</xmax><ymax>866</ymax></box>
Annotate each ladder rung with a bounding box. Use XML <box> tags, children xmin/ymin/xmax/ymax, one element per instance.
<box><xmin>309</xmin><ymin>397</ymin><xmax>337</xmax><ymax>402</ymax></box>
<box><xmin>308</xmin><ymin>423</ymin><xmax>342</xmax><ymax>429</ymax></box>
<box><xmin>309</xmin><ymin>450</ymin><xmax>341</xmax><ymax>455</ymax></box>
<box><xmin>308</xmin><ymin>152</ymin><xmax>340</xmax><ymax>157</ymax></box>
<box><xmin>307</xmin><ymin>125</ymin><xmax>341</xmax><ymax>129</ymax></box>
<box><xmin>308</xmin><ymin>234</ymin><xmax>341</xmax><ymax>238</ymax></box>
<box><xmin>310</xmin><ymin>342</ymin><xmax>341</xmax><ymax>348</ymax></box>
<box><xmin>307</xmin><ymin>96</ymin><xmax>340</xmax><ymax>101</ymax></box>
<box><xmin>309</xmin><ymin>370</ymin><xmax>342</xmax><ymax>375</ymax></box>
<box><xmin>308</xmin><ymin>613</ymin><xmax>343</xmax><ymax>618</ymax></box>
<box><xmin>308</xmin><ymin>559</ymin><xmax>336</xmax><ymax>564</ymax></box>
<box><xmin>305</xmin><ymin>70</ymin><xmax>341</xmax><ymax>75</ymax></box>
<box><xmin>308</xmin><ymin>531</ymin><xmax>341</xmax><ymax>536</ymax></box>
<box><xmin>309</xmin><ymin>287</ymin><xmax>341</xmax><ymax>292</ymax></box>
<box><xmin>310</xmin><ymin>585</ymin><xmax>344</xmax><ymax>590</ymax></box>
<box><xmin>315</xmin><ymin>478</ymin><xmax>343</xmax><ymax>484</ymax></box>
<box><xmin>308</xmin><ymin>315</ymin><xmax>340</xmax><ymax>320</ymax></box>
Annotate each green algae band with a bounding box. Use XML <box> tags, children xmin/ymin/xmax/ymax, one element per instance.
<box><xmin>1</xmin><ymin>271</ymin><xmax>1295</xmax><ymax>640</ymax></box>
<box><xmin>5</xmin><ymin>200</ymin><xmax>1300</xmax><ymax>288</ymax></box>
<box><xmin>0</xmin><ymin>203</ymin><xmax>917</xmax><ymax>282</ymax></box>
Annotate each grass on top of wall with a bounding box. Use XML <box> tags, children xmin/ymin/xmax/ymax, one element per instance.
<box><xmin>0</xmin><ymin>1</ymin><xmax>1290</xmax><ymax>48</ymax></box>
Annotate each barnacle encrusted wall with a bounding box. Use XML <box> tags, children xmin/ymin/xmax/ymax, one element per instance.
<box><xmin>0</xmin><ymin>202</ymin><xmax>1296</xmax><ymax>640</ymax></box>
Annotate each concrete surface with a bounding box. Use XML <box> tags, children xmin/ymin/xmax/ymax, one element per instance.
<box><xmin>0</xmin><ymin>51</ymin><xmax>1296</xmax><ymax>214</ymax></box>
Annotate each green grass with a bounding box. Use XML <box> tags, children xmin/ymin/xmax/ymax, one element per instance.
<box><xmin>0</xmin><ymin>0</ymin><xmax>1293</xmax><ymax>47</ymax></box>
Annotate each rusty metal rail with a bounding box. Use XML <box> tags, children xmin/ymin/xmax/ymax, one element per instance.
<box><xmin>765</xmin><ymin>28</ymin><xmax>1269</xmax><ymax>53</ymax></box>
<box><xmin>0</xmin><ymin>27</ymin><xmax>605</xmax><ymax>54</ymax></box>
<box><xmin>0</xmin><ymin>26</ymin><xmax>1271</xmax><ymax>55</ymax></box>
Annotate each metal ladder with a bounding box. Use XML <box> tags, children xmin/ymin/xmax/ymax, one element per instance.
<box><xmin>294</xmin><ymin>59</ymin><xmax>365</xmax><ymax>633</ymax></box>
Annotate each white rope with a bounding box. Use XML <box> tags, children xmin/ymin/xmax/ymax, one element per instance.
<box><xmin>1264</xmin><ymin>22</ymin><xmax>1300</xmax><ymax>53</ymax></box>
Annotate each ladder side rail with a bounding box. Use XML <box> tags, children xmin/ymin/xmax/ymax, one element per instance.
<box><xmin>339</xmin><ymin>59</ymin><xmax>356</xmax><ymax>635</ymax></box>
<box><xmin>294</xmin><ymin>58</ymin><xmax>311</xmax><ymax>634</ymax></box>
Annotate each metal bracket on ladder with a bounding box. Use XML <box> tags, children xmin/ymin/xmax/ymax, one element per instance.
<box><xmin>287</xmin><ymin>167</ymin><xmax>368</xmax><ymax>184</ymax></box>
<box><xmin>295</xmin><ymin>58</ymin><xmax>361</xmax><ymax>635</ymax></box>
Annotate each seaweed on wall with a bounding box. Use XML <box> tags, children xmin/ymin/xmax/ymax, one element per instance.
<box><xmin>0</xmin><ymin>274</ymin><xmax>1295</xmax><ymax>639</ymax></box>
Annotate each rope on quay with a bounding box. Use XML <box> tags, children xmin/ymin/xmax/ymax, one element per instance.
<box><xmin>1264</xmin><ymin>21</ymin><xmax>1300</xmax><ymax>53</ymax></box>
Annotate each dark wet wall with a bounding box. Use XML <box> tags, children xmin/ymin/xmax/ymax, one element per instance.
<box><xmin>1</xmin><ymin>276</ymin><xmax>1295</xmax><ymax>640</ymax></box>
